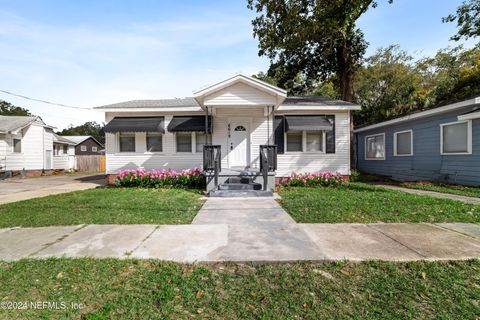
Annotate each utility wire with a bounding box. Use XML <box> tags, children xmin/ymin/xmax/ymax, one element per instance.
<box><xmin>0</xmin><ymin>89</ymin><xmax>92</xmax><ymax>110</ymax></box>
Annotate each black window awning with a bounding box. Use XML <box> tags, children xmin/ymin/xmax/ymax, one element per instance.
<box><xmin>167</xmin><ymin>116</ymin><xmax>212</xmax><ymax>133</ymax></box>
<box><xmin>285</xmin><ymin>115</ymin><xmax>333</xmax><ymax>132</ymax></box>
<box><xmin>103</xmin><ymin>117</ymin><xmax>165</xmax><ymax>133</ymax></box>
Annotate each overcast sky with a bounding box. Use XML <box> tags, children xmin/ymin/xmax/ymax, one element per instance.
<box><xmin>0</xmin><ymin>0</ymin><xmax>471</xmax><ymax>130</ymax></box>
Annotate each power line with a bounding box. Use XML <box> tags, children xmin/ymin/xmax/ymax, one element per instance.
<box><xmin>0</xmin><ymin>89</ymin><xmax>92</xmax><ymax>110</ymax></box>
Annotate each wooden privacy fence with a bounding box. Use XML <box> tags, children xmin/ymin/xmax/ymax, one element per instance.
<box><xmin>75</xmin><ymin>155</ymin><xmax>106</xmax><ymax>172</ymax></box>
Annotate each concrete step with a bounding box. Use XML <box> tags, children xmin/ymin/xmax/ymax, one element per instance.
<box><xmin>218</xmin><ymin>182</ymin><xmax>262</xmax><ymax>191</ymax></box>
<box><xmin>225</xmin><ymin>177</ymin><xmax>255</xmax><ymax>184</ymax></box>
<box><xmin>209</xmin><ymin>190</ymin><xmax>274</xmax><ymax>197</ymax></box>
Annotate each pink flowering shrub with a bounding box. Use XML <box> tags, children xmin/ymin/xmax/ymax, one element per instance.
<box><xmin>116</xmin><ymin>167</ymin><xmax>205</xmax><ymax>188</ymax></box>
<box><xmin>281</xmin><ymin>171</ymin><xmax>343</xmax><ymax>187</ymax></box>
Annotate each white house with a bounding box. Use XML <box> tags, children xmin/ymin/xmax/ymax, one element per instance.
<box><xmin>95</xmin><ymin>74</ymin><xmax>360</xmax><ymax>196</ymax></box>
<box><xmin>0</xmin><ymin>115</ymin><xmax>75</xmax><ymax>176</ymax></box>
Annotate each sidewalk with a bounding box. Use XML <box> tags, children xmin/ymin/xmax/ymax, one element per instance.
<box><xmin>0</xmin><ymin>198</ymin><xmax>479</xmax><ymax>262</ymax></box>
<box><xmin>371</xmin><ymin>183</ymin><xmax>480</xmax><ymax>205</ymax></box>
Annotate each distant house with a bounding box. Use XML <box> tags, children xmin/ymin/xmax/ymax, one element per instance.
<box><xmin>0</xmin><ymin>115</ymin><xmax>75</xmax><ymax>176</ymax></box>
<box><xmin>355</xmin><ymin>96</ymin><xmax>480</xmax><ymax>186</ymax></box>
<box><xmin>61</xmin><ymin>136</ymin><xmax>103</xmax><ymax>155</ymax></box>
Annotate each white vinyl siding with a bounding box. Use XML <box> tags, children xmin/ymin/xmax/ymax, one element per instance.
<box><xmin>440</xmin><ymin>120</ymin><xmax>472</xmax><ymax>155</ymax></box>
<box><xmin>394</xmin><ymin>130</ymin><xmax>413</xmax><ymax>156</ymax></box>
<box><xmin>365</xmin><ymin>133</ymin><xmax>385</xmax><ymax>160</ymax></box>
<box><xmin>203</xmin><ymin>82</ymin><xmax>278</xmax><ymax>106</ymax></box>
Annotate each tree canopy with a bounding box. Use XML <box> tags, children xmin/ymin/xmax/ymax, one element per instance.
<box><xmin>57</xmin><ymin>121</ymin><xmax>105</xmax><ymax>144</ymax></box>
<box><xmin>248</xmin><ymin>0</ymin><xmax>391</xmax><ymax>101</ymax></box>
<box><xmin>443</xmin><ymin>0</ymin><xmax>480</xmax><ymax>41</ymax></box>
<box><xmin>0</xmin><ymin>100</ymin><xmax>32</xmax><ymax>116</ymax></box>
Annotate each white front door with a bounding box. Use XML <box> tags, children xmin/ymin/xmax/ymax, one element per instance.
<box><xmin>229</xmin><ymin>122</ymin><xmax>249</xmax><ymax>168</ymax></box>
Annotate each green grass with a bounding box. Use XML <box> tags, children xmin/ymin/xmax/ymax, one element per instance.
<box><xmin>400</xmin><ymin>182</ymin><xmax>480</xmax><ymax>199</ymax></box>
<box><xmin>0</xmin><ymin>188</ymin><xmax>204</xmax><ymax>227</ymax></box>
<box><xmin>0</xmin><ymin>259</ymin><xmax>478</xmax><ymax>319</ymax></box>
<box><xmin>278</xmin><ymin>183</ymin><xmax>480</xmax><ymax>223</ymax></box>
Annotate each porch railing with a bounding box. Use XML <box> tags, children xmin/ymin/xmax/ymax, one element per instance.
<box><xmin>203</xmin><ymin>145</ymin><xmax>221</xmax><ymax>186</ymax></box>
<box><xmin>259</xmin><ymin>145</ymin><xmax>277</xmax><ymax>191</ymax></box>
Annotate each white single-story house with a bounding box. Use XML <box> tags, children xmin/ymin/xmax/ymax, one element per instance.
<box><xmin>95</xmin><ymin>74</ymin><xmax>360</xmax><ymax>196</ymax></box>
<box><xmin>0</xmin><ymin>115</ymin><xmax>75</xmax><ymax>177</ymax></box>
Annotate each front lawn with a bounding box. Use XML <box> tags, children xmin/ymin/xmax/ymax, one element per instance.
<box><xmin>400</xmin><ymin>182</ymin><xmax>480</xmax><ymax>199</ymax></box>
<box><xmin>0</xmin><ymin>259</ymin><xmax>477</xmax><ymax>319</ymax></box>
<box><xmin>278</xmin><ymin>183</ymin><xmax>480</xmax><ymax>223</ymax></box>
<box><xmin>0</xmin><ymin>188</ymin><xmax>204</xmax><ymax>227</ymax></box>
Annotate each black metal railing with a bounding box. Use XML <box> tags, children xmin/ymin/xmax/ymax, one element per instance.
<box><xmin>203</xmin><ymin>145</ymin><xmax>221</xmax><ymax>186</ymax></box>
<box><xmin>259</xmin><ymin>145</ymin><xmax>277</xmax><ymax>191</ymax></box>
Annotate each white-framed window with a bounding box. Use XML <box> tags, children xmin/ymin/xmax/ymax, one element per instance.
<box><xmin>13</xmin><ymin>139</ymin><xmax>21</xmax><ymax>153</ymax></box>
<box><xmin>92</xmin><ymin>146</ymin><xmax>98</xmax><ymax>152</ymax></box>
<box><xmin>394</xmin><ymin>130</ymin><xmax>413</xmax><ymax>156</ymax></box>
<box><xmin>146</xmin><ymin>132</ymin><xmax>163</xmax><ymax>152</ymax></box>
<box><xmin>80</xmin><ymin>145</ymin><xmax>87</xmax><ymax>152</ymax></box>
<box><xmin>365</xmin><ymin>133</ymin><xmax>385</xmax><ymax>160</ymax></box>
<box><xmin>176</xmin><ymin>133</ymin><xmax>192</xmax><ymax>153</ymax></box>
<box><xmin>286</xmin><ymin>131</ymin><xmax>325</xmax><ymax>153</ymax></box>
<box><xmin>119</xmin><ymin>132</ymin><xmax>136</xmax><ymax>152</ymax></box>
<box><xmin>440</xmin><ymin>120</ymin><xmax>472</xmax><ymax>155</ymax></box>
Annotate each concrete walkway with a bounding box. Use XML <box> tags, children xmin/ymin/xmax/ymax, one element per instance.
<box><xmin>0</xmin><ymin>174</ymin><xmax>106</xmax><ymax>204</ymax></box>
<box><xmin>371</xmin><ymin>183</ymin><xmax>480</xmax><ymax>205</ymax></box>
<box><xmin>1</xmin><ymin>198</ymin><xmax>480</xmax><ymax>262</ymax></box>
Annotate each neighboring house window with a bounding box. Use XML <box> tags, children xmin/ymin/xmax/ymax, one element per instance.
<box><xmin>176</xmin><ymin>133</ymin><xmax>192</xmax><ymax>152</ymax></box>
<box><xmin>81</xmin><ymin>145</ymin><xmax>87</xmax><ymax>152</ymax></box>
<box><xmin>92</xmin><ymin>146</ymin><xmax>97</xmax><ymax>152</ymax></box>
<box><xmin>440</xmin><ymin>120</ymin><xmax>472</xmax><ymax>155</ymax></box>
<box><xmin>119</xmin><ymin>133</ymin><xmax>136</xmax><ymax>152</ymax></box>
<box><xmin>63</xmin><ymin>145</ymin><xmax>68</xmax><ymax>154</ymax></box>
<box><xmin>13</xmin><ymin>139</ymin><xmax>21</xmax><ymax>153</ymax></box>
<box><xmin>195</xmin><ymin>133</ymin><xmax>206</xmax><ymax>153</ymax></box>
<box><xmin>146</xmin><ymin>133</ymin><xmax>163</xmax><ymax>152</ymax></box>
<box><xmin>286</xmin><ymin>132</ymin><xmax>303</xmax><ymax>152</ymax></box>
<box><xmin>365</xmin><ymin>133</ymin><xmax>385</xmax><ymax>160</ymax></box>
<box><xmin>286</xmin><ymin>131</ymin><xmax>325</xmax><ymax>152</ymax></box>
<box><xmin>394</xmin><ymin>130</ymin><xmax>413</xmax><ymax>156</ymax></box>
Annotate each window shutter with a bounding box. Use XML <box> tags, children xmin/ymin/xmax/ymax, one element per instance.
<box><xmin>274</xmin><ymin>116</ymin><xmax>285</xmax><ymax>154</ymax></box>
<box><xmin>326</xmin><ymin>115</ymin><xmax>335</xmax><ymax>153</ymax></box>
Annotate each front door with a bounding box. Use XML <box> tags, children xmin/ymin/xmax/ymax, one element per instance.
<box><xmin>229</xmin><ymin>122</ymin><xmax>249</xmax><ymax>168</ymax></box>
<box><xmin>45</xmin><ymin>150</ymin><xmax>52</xmax><ymax>170</ymax></box>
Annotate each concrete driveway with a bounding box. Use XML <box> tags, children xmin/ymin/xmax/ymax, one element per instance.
<box><xmin>0</xmin><ymin>174</ymin><xmax>106</xmax><ymax>204</ymax></box>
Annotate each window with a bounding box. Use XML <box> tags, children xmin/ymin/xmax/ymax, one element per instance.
<box><xmin>306</xmin><ymin>131</ymin><xmax>324</xmax><ymax>152</ymax></box>
<box><xmin>13</xmin><ymin>139</ymin><xmax>21</xmax><ymax>153</ymax></box>
<box><xmin>119</xmin><ymin>133</ymin><xmax>136</xmax><ymax>152</ymax></box>
<box><xmin>365</xmin><ymin>133</ymin><xmax>385</xmax><ymax>160</ymax></box>
<box><xmin>195</xmin><ymin>133</ymin><xmax>206</xmax><ymax>153</ymax></box>
<box><xmin>92</xmin><ymin>146</ymin><xmax>97</xmax><ymax>152</ymax></box>
<box><xmin>441</xmin><ymin>120</ymin><xmax>472</xmax><ymax>155</ymax></box>
<box><xmin>286</xmin><ymin>131</ymin><xmax>325</xmax><ymax>152</ymax></box>
<box><xmin>63</xmin><ymin>145</ymin><xmax>68</xmax><ymax>154</ymax></box>
<box><xmin>176</xmin><ymin>133</ymin><xmax>192</xmax><ymax>152</ymax></box>
<box><xmin>146</xmin><ymin>133</ymin><xmax>163</xmax><ymax>152</ymax></box>
<box><xmin>394</xmin><ymin>130</ymin><xmax>413</xmax><ymax>156</ymax></box>
<box><xmin>81</xmin><ymin>145</ymin><xmax>87</xmax><ymax>152</ymax></box>
<box><xmin>286</xmin><ymin>132</ymin><xmax>302</xmax><ymax>152</ymax></box>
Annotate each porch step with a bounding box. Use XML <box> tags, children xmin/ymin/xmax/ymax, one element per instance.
<box><xmin>218</xmin><ymin>182</ymin><xmax>262</xmax><ymax>191</ymax></box>
<box><xmin>208</xmin><ymin>190</ymin><xmax>274</xmax><ymax>198</ymax></box>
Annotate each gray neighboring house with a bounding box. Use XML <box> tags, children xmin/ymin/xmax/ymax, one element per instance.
<box><xmin>355</xmin><ymin>96</ymin><xmax>480</xmax><ymax>186</ymax></box>
<box><xmin>61</xmin><ymin>135</ymin><xmax>104</xmax><ymax>155</ymax></box>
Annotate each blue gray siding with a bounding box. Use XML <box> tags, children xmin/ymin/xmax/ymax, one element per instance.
<box><xmin>356</xmin><ymin>105</ymin><xmax>480</xmax><ymax>186</ymax></box>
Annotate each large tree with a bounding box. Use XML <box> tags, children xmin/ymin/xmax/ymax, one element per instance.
<box><xmin>247</xmin><ymin>0</ymin><xmax>390</xmax><ymax>102</ymax></box>
<box><xmin>443</xmin><ymin>0</ymin><xmax>480</xmax><ymax>41</ymax></box>
<box><xmin>57</xmin><ymin>121</ymin><xmax>105</xmax><ymax>145</ymax></box>
<box><xmin>0</xmin><ymin>100</ymin><xmax>32</xmax><ymax>116</ymax></box>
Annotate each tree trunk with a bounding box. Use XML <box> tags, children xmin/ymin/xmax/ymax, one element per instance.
<box><xmin>337</xmin><ymin>46</ymin><xmax>357</xmax><ymax>171</ymax></box>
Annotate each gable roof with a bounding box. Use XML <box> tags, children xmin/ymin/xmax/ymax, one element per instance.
<box><xmin>0</xmin><ymin>116</ymin><xmax>53</xmax><ymax>133</ymax></box>
<box><xmin>354</xmin><ymin>96</ymin><xmax>480</xmax><ymax>133</ymax></box>
<box><xmin>60</xmin><ymin>135</ymin><xmax>103</xmax><ymax>147</ymax></box>
<box><xmin>94</xmin><ymin>98</ymin><xmax>201</xmax><ymax>111</ymax></box>
<box><xmin>53</xmin><ymin>133</ymin><xmax>76</xmax><ymax>145</ymax></box>
<box><xmin>193</xmin><ymin>74</ymin><xmax>287</xmax><ymax>107</ymax></box>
